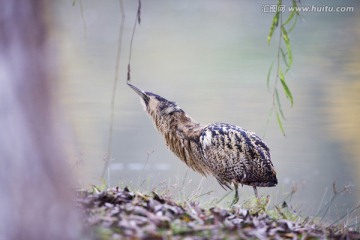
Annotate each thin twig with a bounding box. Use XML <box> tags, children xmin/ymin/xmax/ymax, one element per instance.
<box><xmin>215</xmin><ymin>190</ymin><xmax>233</xmax><ymax>205</ymax></box>
<box><xmin>196</xmin><ymin>190</ymin><xmax>214</xmax><ymax>199</ymax></box>
<box><xmin>330</xmin><ymin>203</ymin><xmax>360</xmax><ymax>227</ymax></box>
<box><xmin>316</xmin><ymin>187</ymin><xmax>328</xmax><ymax>216</ymax></box>
<box><xmin>79</xmin><ymin>0</ymin><xmax>88</xmax><ymax>41</ymax></box>
<box><xmin>181</xmin><ymin>169</ymin><xmax>189</xmax><ymax>197</ymax></box>
<box><xmin>273</xmin><ymin>12</ymin><xmax>283</xmax><ymax>105</ymax></box>
<box><xmin>137</xmin><ymin>150</ymin><xmax>154</xmax><ymax>188</ymax></box>
<box><xmin>102</xmin><ymin>0</ymin><xmax>125</xmax><ymax>180</ymax></box>
<box><xmin>262</xmin><ymin>106</ymin><xmax>274</xmax><ymax>138</ymax></box>
<box><xmin>127</xmin><ymin>0</ymin><xmax>141</xmax><ymax>81</ymax></box>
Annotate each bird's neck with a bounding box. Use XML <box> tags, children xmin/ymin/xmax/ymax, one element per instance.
<box><xmin>152</xmin><ymin>111</ymin><xmax>209</xmax><ymax>175</ymax></box>
<box><xmin>155</xmin><ymin>111</ymin><xmax>202</xmax><ymax>139</ymax></box>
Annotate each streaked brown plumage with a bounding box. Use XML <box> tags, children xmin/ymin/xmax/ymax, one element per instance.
<box><xmin>128</xmin><ymin>82</ymin><xmax>277</xmax><ymax>204</ymax></box>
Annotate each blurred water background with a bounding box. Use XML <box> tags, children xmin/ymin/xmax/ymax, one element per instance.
<box><xmin>54</xmin><ymin>0</ymin><xmax>360</xmax><ymax>218</ymax></box>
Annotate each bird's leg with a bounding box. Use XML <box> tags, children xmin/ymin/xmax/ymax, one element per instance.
<box><xmin>231</xmin><ymin>183</ymin><xmax>239</xmax><ymax>206</ymax></box>
<box><xmin>253</xmin><ymin>186</ymin><xmax>259</xmax><ymax>199</ymax></box>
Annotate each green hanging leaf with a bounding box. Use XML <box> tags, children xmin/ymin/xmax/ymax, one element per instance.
<box><xmin>276</xmin><ymin>110</ymin><xmax>286</xmax><ymax>136</ymax></box>
<box><xmin>281</xmin><ymin>25</ymin><xmax>289</xmax><ymax>42</ymax></box>
<box><xmin>288</xmin><ymin>14</ymin><xmax>298</xmax><ymax>33</ymax></box>
<box><xmin>283</xmin><ymin>8</ymin><xmax>295</xmax><ymax>26</ymax></box>
<box><xmin>267</xmin><ymin>61</ymin><xmax>274</xmax><ymax>91</ymax></box>
<box><xmin>275</xmin><ymin>89</ymin><xmax>285</xmax><ymax>119</ymax></box>
<box><xmin>279</xmin><ymin>70</ymin><xmax>294</xmax><ymax>106</ymax></box>
<box><xmin>267</xmin><ymin>11</ymin><xmax>280</xmax><ymax>44</ymax></box>
<box><xmin>285</xmin><ymin>40</ymin><xmax>293</xmax><ymax>69</ymax></box>
<box><xmin>288</xmin><ymin>0</ymin><xmax>299</xmax><ymax>33</ymax></box>
<box><xmin>283</xmin><ymin>0</ymin><xmax>299</xmax><ymax>26</ymax></box>
<box><xmin>282</xmin><ymin>26</ymin><xmax>293</xmax><ymax>68</ymax></box>
<box><xmin>292</xmin><ymin>0</ymin><xmax>300</xmax><ymax>15</ymax></box>
<box><xmin>280</xmin><ymin>48</ymin><xmax>289</xmax><ymax>68</ymax></box>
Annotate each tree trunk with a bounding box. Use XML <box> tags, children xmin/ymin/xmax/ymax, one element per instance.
<box><xmin>0</xmin><ymin>1</ymin><xmax>82</xmax><ymax>239</ymax></box>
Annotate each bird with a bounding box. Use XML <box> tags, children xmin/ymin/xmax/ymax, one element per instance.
<box><xmin>127</xmin><ymin>82</ymin><xmax>277</xmax><ymax>205</ymax></box>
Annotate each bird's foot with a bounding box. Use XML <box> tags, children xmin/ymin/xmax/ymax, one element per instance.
<box><xmin>230</xmin><ymin>191</ymin><xmax>239</xmax><ymax>207</ymax></box>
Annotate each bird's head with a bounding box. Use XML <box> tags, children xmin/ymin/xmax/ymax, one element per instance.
<box><xmin>127</xmin><ymin>83</ymin><xmax>182</xmax><ymax>120</ymax></box>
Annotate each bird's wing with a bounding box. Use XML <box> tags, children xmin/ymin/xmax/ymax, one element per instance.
<box><xmin>199</xmin><ymin>123</ymin><xmax>277</xmax><ymax>188</ymax></box>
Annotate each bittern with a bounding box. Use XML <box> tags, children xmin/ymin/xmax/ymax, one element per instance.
<box><xmin>128</xmin><ymin>83</ymin><xmax>277</xmax><ymax>205</ymax></box>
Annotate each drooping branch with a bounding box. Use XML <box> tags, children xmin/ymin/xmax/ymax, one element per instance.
<box><xmin>102</xmin><ymin>0</ymin><xmax>126</xmax><ymax>181</ymax></box>
<box><xmin>266</xmin><ymin>0</ymin><xmax>299</xmax><ymax>136</ymax></box>
<box><xmin>127</xmin><ymin>0</ymin><xmax>142</xmax><ymax>82</ymax></box>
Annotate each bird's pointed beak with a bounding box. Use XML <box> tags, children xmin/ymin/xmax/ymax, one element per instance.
<box><xmin>127</xmin><ymin>82</ymin><xmax>150</xmax><ymax>104</ymax></box>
